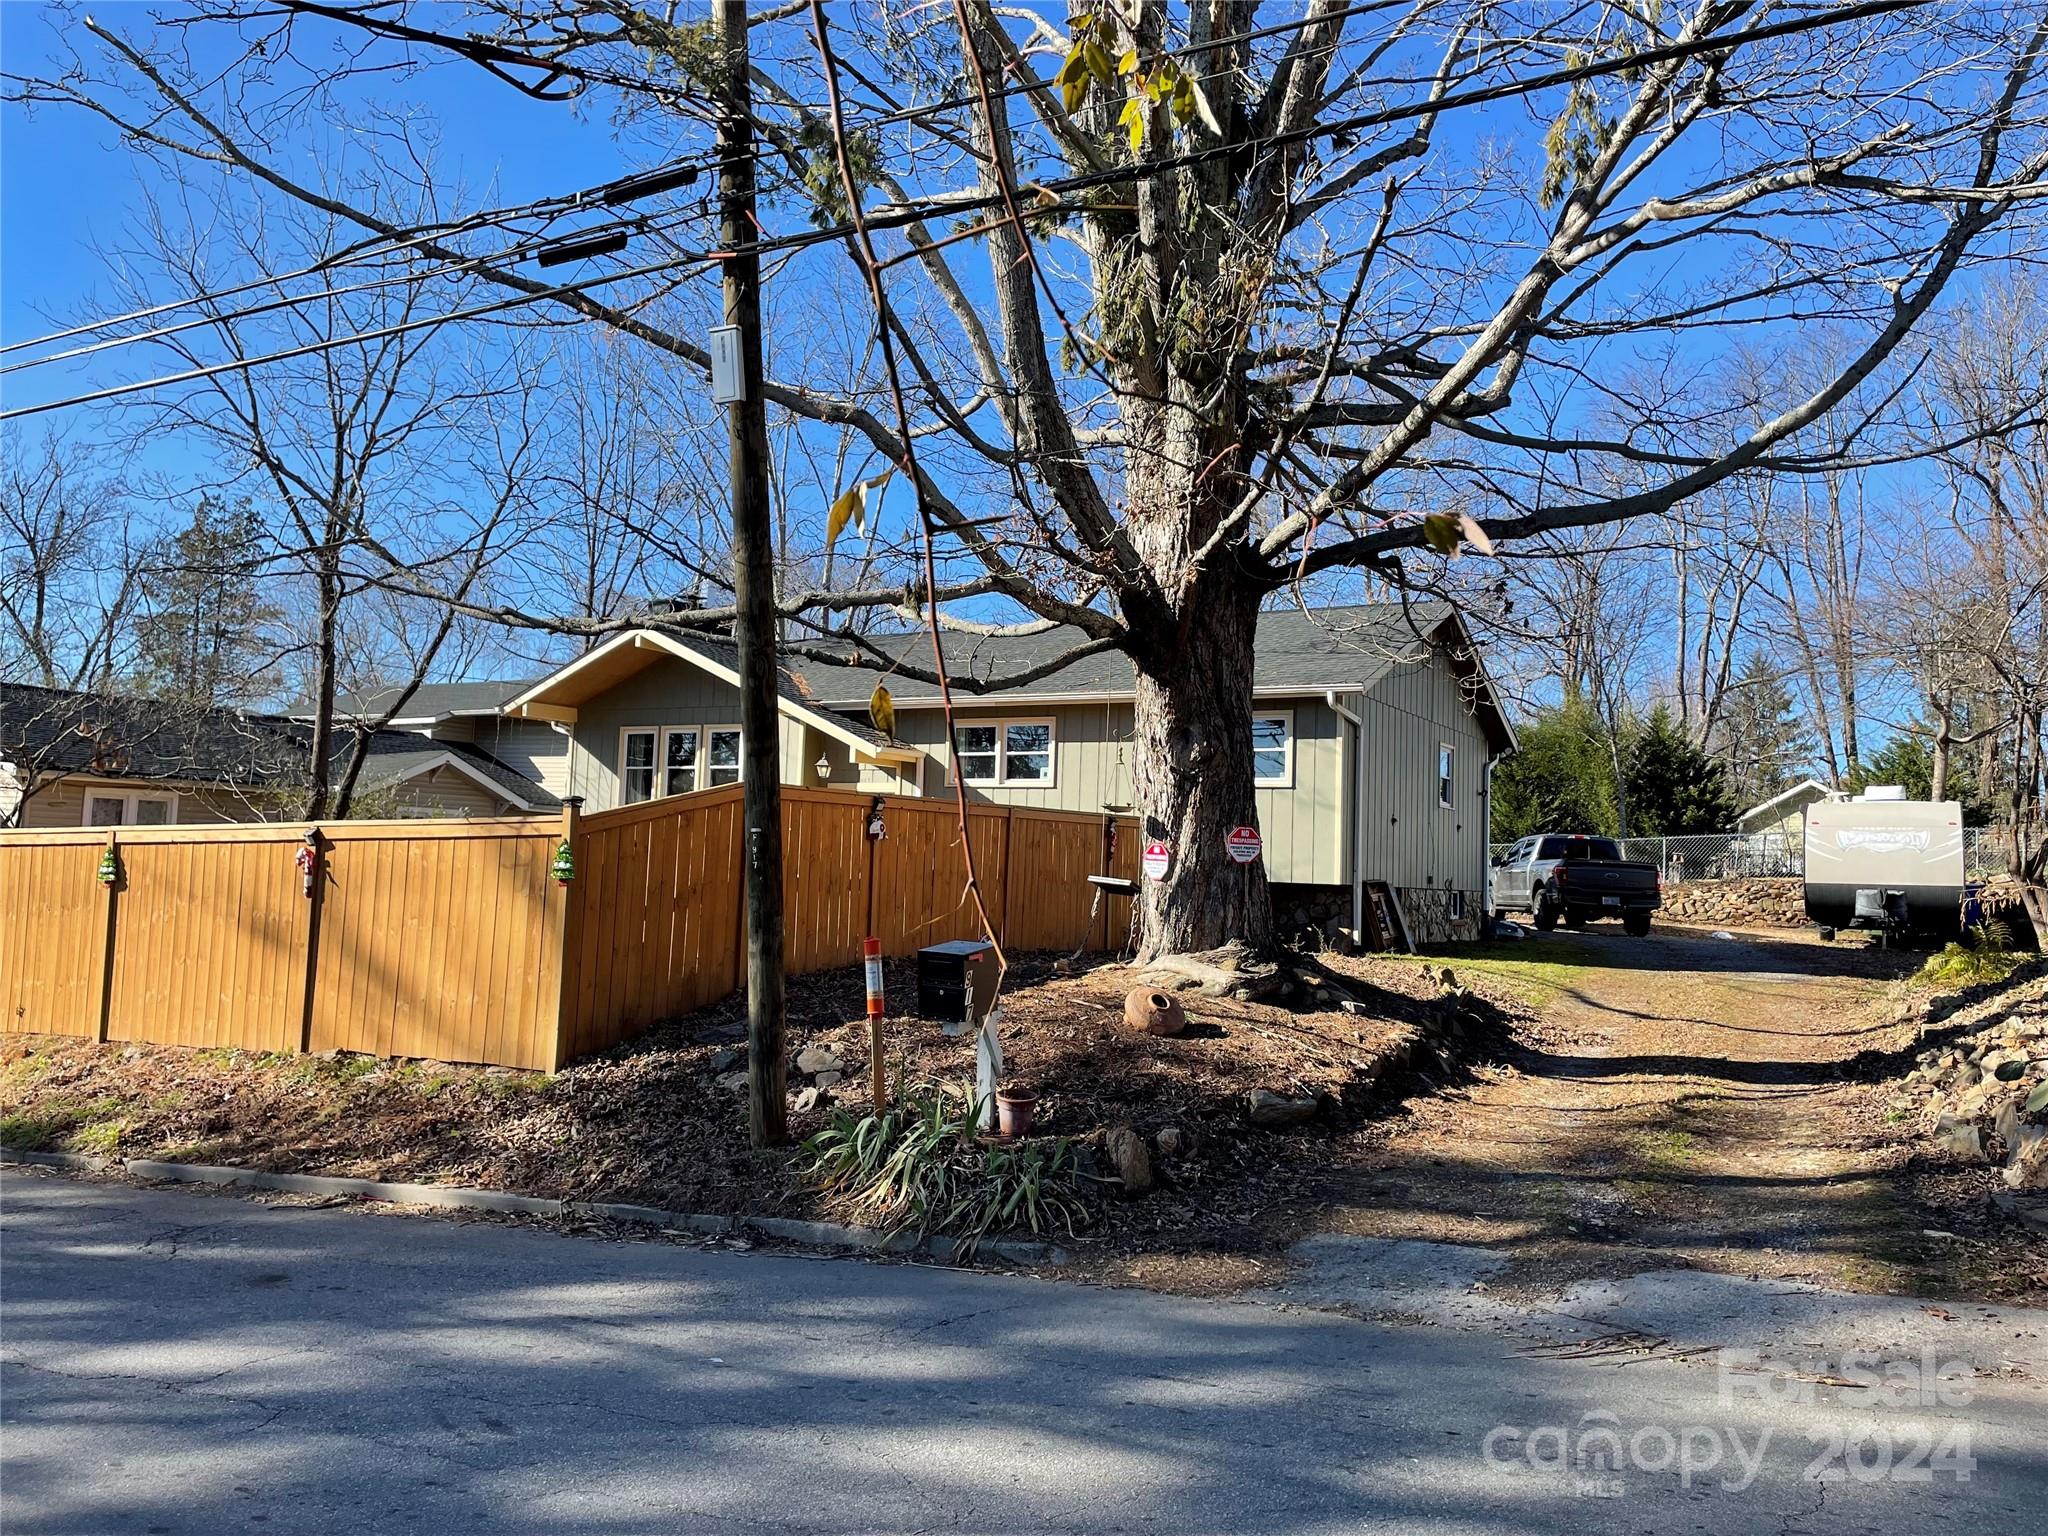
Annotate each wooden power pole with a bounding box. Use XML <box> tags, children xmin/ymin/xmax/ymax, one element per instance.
<box><xmin>717</xmin><ymin>0</ymin><xmax>787</xmax><ymax>1148</ymax></box>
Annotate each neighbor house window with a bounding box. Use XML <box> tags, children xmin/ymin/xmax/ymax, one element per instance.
<box><xmin>706</xmin><ymin>727</ymin><xmax>743</xmax><ymax>787</ymax></box>
<box><xmin>953</xmin><ymin>718</ymin><xmax>1055</xmax><ymax>787</ymax></box>
<box><xmin>620</xmin><ymin>728</ymin><xmax>657</xmax><ymax>804</ymax></box>
<box><xmin>1438</xmin><ymin>744</ymin><xmax>1455</xmax><ymax>808</ymax></box>
<box><xmin>84</xmin><ymin>790</ymin><xmax>175</xmax><ymax>827</ymax></box>
<box><xmin>1252</xmin><ymin>712</ymin><xmax>1293</xmax><ymax>787</ymax></box>
<box><xmin>661</xmin><ymin>726</ymin><xmax>700</xmax><ymax>796</ymax></box>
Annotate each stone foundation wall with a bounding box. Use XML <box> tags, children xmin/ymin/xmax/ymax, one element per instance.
<box><xmin>1397</xmin><ymin>885</ymin><xmax>1483</xmax><ymax>945</ymax></box>
<box><xmin>1271</xmin><ymin>882</ymin><xmax>1485</xmax><ymax>948</ymax></box>
<box><xmin>1271</xmin><ymin>883</ymin><xmax>1353</xmax><ymax>950</ymax></box>
<box><xmin>1660</xmin><ymin>876</ymin><xmax>1805</xmax><ymax>929</ymax></box>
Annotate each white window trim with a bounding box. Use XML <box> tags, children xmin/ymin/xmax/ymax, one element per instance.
<box><xmin>617</xmin><ymin>725</ymin><xmax>659</xmax><ymax>805</ymax></box>
<box><xmin>952</xmin><ymin>716</ymin><xmax>1057</xmax><ymax>789</ymax></box>
<box><xmin>82</xmin><ymin>787</ymin><xmax>179</xmax><ymax>827</ymax></box>
<box><xmin>1252</xmin><ymin>709</ymin><xmax>1295</xmax><ymax>789</ymax></box>
<box><xmin>1438</xmin><ymin>742</ymin><xmax>1456</xmax><ymax>810</ymax></box>
<box><xmin>704</xmin><ymin>724</ymin><xmax>744</xmax><ymax>786</ymax></box>
<box><xmin>659</xmin><ymin>725</ymin><xmax>703</xmax><ymax>797</ymax></box>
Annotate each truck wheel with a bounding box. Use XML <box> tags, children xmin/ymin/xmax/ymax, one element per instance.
<box><xmin>1533</xmin><ymin>892</ymin><xmax>1560</xmax><ymax>932</ymax></box>
<box><xmin>1623</xmin><ymin>912</ymin><xmax>1651</xmax><ymax>938</ymax></box>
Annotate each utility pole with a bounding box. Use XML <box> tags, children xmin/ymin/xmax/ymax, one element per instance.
<box><xmin>718</xmin><ymin>0</ymin><xmax>787</xmax><ymax>1148</ymax></box>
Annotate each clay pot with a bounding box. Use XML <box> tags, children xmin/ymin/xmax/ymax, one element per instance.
<box><xmin>995</xmin><ymin>1088</ymin><xmax>1039</xmax><ymax>1139</ymax></box>
<box><xmin>1123</xmin><ymin>986</ymin><xmax>1187</xmax><ymax>1037</ymax></box>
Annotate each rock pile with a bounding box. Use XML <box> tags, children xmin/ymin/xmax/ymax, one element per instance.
<box><xmin>1891</xmin><ymin>993</ymin><xmax>2048</xmax><ymax>1192</ymax></box>
<box><xmin>1661</xmin><ymin>877</ymin><xmax>1805</xmax><ymax>929</ymax></box>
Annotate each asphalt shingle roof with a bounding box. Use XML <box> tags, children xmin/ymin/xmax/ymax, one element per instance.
<box><xmin>1</xmin><ymin>682</ymin><xmax>555</xmax><ymax>811</ymax></box>
<box><xmin>780</xmin><ymin>601</ymin><xmax>1457</xmax><ymax>707</ymax></box>
<box><xmin>330</xmin><ymin>679</ymin><xmax>534</xmax><ymax>720</ymax></box>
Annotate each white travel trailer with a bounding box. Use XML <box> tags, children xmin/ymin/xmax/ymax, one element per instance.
<box><xmin>1804</xmin><ymin>787</ymin><xmax>1966</xmax><ymax>938</ymax></box>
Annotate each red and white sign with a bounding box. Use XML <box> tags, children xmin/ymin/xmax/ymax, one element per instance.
<box><xmin>1225</xmin><ymin>825</ymin><xmax>1263</xmax><ymax>864</ymax></box>
<box><xmin>1141</xmin><ymin>840</ymin><xmax>1172</xmax><ymax>882</ymax></box>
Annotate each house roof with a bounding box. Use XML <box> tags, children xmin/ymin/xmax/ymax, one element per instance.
<box><xmin>0</xmin><ymin>681</ymin><xmax>556</xmax><ymax>812</ymax></box>
<box><xmin>504</xmin><ymin>601</ymin><xmax>1514</xmax><ymax>756</ymax></box>
<box><xmin>502</xmin><ymin>631</ymin><xmax>920</xmax><ymax>762</ymax></box>
<box><xmin>1734</xmin><ymin>776</ymin><xmax>1833</xmax><ymax>829</ymax></box>
<box><xmin>781</xmin><ymin>601</ymin><xmax>1461</xmax><ymax>707</ymax></box>
<box><xmin>327</xmin><ymin>679</ymin><xmax>534</xmax><ymax>724</ymax></box>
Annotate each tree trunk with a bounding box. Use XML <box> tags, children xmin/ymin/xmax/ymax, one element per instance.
<box><xmin>303</xmin><ymin>563</ymin><xmax>340</xmax><ymax>820</ymax></box>
<box><xmin>1130</xmin><ymin>580</ymin><xmax>1274</xmax><ymax>961</ymax></box>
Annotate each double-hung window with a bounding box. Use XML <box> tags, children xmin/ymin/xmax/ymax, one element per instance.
<box><xmin>619</xmin><ymin>728</ymin><xmax>658</xmax><ymax>804</ymax></box>
<box><xmin>953</xmin><ymin>718</ymin><xmax>1055</xmax><ymax>787</ymax></box>
<box><xmin>705</xmin><ymin>727</ymin><xmax>743</xmax><ymax>787</ymax></box>
<box><xmin>1251</xmin><ymin>712</ymin><xmax>1293</xmax><ymax>787</ymax></box>
<box><xmin>661</xmin><ymin>727</ymin><xmax>700</xmax><ymax>796</ymax></box>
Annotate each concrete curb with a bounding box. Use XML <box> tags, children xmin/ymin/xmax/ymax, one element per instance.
<box><xmin>0</xmin><ymin>1147</ymin><xmax>1071</xmax><ymax>1267</ymax></box>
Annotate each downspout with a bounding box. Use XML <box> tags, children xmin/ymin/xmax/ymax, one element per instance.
<box><xmin>549</xmin><ymin>719</ymin><xmax>576</xmax><ymax>804</ymax></box>
<box><xmin>1328</xmin><ymin>689</ymin><xmax>1363</xmax><ymax>946</ymax></box>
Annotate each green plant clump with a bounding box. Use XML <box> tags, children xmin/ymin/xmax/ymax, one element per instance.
<box><xmin>1916</xmin><ymin>925</ymin><xmax>2028</xmax><ymax>988</ymax></box>
<box><xmin>801</xmin><ymin>1084</ymin><xmax>1090</xmax><ymax>1257</ymax></box>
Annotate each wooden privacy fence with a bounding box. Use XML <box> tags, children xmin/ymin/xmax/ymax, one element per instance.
<box><xmin>1</xmin><ymin>785</ymin><xmax>1138</xmax><ymax>1071</ymax></box>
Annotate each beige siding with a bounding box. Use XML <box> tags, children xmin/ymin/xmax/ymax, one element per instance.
<box><xmin>426</xmin><ymin>716</ymin><xmax>569</xmax><ymax>797</ymax></box>
<box><xmin>562</xmin><ymin>656</ymin><xmax>817</xmax><ymax>811</ymax></box>
<box><xmin>383</xmin><ymin>765</ymin><xmax>521</xmax><ymax>818</ymax></box>
<box><xmin>1354</xmin><ymin>655</ymin><xmax>1491</xmax><ymax>897</ymax></box>
<box><xmin>16</xmin><ymin>777</ymin><xmax>273</xmax><ymax>828</ymax></box>
<box><xmin>893</xmin><ymin>696</ymin><xmax>1349</xmax><ymax>886</ymax></box>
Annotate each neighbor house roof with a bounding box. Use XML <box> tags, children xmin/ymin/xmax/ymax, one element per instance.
<box><xmin>0</xmin><ymin>681</ymin><xmax>556</xmax><ymax>812</ymax></box>
<box><xmin>326</xmin><ymin>679</ymin><xmax>534</xmax><ymax>724</ymax></box>
<box><xmin>1734</xmin><ymin>777</ymin><xmax>1834</xmax><ymax>831</ymax></box>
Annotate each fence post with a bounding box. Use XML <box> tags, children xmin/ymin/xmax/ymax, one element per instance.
<box><xmin>544</xmin><ymin>797</ymin><xmax>583</xmax><ymax>1071</ymax></box>
<box><xmin>1000</xmin><ymin>807</ymin><xmax>1017</xmax><ymax>949</ymax></box>
<box><xmin>92</xmin><ymin>830</ymin><xmax>118</xmax><ymax>1044</ymax></box>
<box><xmin>296</xmin><ymin>826</ymin><xmax>326</xmax><ymax>1055</ymax></box>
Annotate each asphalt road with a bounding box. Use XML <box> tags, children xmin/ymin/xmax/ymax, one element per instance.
<box><xmin>3</xmin><ymin>1170</ymin><xmax>2044</xmax><ymax>1535</ymax></box>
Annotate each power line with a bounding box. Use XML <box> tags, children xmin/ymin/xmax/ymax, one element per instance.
<box><xmin>0</xmin><ymin>152</ymin><xmax>718</xmax><ymax>360</ymax></box>
<box><xmin>0</xmin><ymin>250</ymin><xmax>716</xmax><ymax>422</ymax></box>
<box><xmin>1</xmin><ymin>0</ymin><xmax>1956</xmax><ymax>422</ymax></box>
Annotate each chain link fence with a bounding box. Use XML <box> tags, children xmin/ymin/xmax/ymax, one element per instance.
<box><xmin>1489</xmin><ymin>826</ymin><xmax>2019</xmax><ymax>883</ymax></box>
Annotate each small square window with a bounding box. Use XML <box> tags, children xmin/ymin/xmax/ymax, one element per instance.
<box><xmin>1004</xmin><ymin>722</ymin><xmax>1051</xmax><ymax>783</ymax></box>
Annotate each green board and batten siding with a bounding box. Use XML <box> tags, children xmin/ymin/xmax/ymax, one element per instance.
<box><xmin>1353</xmin><ymin>656</ymin><xmax>1492</xmax><ymax>895</ymax></box>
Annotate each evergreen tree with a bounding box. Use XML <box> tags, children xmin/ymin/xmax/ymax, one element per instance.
<box><xmin>1490</xmin><ymin>695</ymin><xmax>1620</xmax><ymax>840</ymax></box>
<box><xmin>1626</xmin><ymin>705</ymin><xmax>1739</xmax><ymax>834</ymax></box>
<box><xmin>1847</xmin><ymin>735</ymin><xmax>1993</xmax><ymax>824</ymax></box>
<box><xmin>1714</xmin><ymin>653</ymin><xmax>1817</xmax><ymax>811</ymax></box>
<box><xmin>133</xmin><ymin>497</ymin><xmax>280</xmax><ymax>707</ymax></box>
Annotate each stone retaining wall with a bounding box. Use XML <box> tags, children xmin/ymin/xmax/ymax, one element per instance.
<box><xmin>1660</xmin><ymin>876</ymin><xmax>1806</xmax><ymax>929</ymax></box>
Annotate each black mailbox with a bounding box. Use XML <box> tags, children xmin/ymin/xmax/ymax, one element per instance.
<box><xmin>916</xmin><ymin>939</ymin><xmax>996</xmax><ymax>1028</ymax></box>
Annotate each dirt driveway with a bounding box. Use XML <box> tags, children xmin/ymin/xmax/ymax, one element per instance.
<box><xmin>1315</xmin><ymin>922</ymin><xmax>2044</xmax><ymax>1304</ymax></box>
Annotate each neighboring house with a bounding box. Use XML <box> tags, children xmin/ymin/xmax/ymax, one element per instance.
<box><xmin>0</xmin><ymin>682</ymin><xmax>557</xmax><ymax>828</ymax></box>
<box><xmin>500</xmin><ymin>602</ymin><xmax>1516</xmax><ymax>944</ymax></box>
<box><xmin>326</xmin><ymin>680</ymin><xmax>570</xmax><ymax>800</ymax></box>
<box><xmin>1733</xmin><ymin>777</ymin><xmax>1834</xmax><ymax>840</ymax></box>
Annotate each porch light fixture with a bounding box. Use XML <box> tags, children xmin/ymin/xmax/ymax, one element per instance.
<box><xmin>815</xmin><ymin>752</ymin><xmax>832</xmax><ymax>783</ymax></box>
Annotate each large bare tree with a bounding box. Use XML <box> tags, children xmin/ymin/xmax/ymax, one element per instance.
<box><xmin>12</xmin><ymin>0</ymin><xmax>2048</xmax><ymax>958</ymax></box>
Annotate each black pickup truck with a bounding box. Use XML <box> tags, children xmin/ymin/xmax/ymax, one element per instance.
<box><xmin>1488</xmin><ymin>834</ymin><xmax>1662</xmax><ymax>936</ymax></box>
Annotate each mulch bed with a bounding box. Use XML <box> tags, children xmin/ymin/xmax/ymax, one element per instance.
<box><xmin>1</xmin><ymin>949</ymin><xmax>1529</xmax><ymax>1270</ymax></box>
